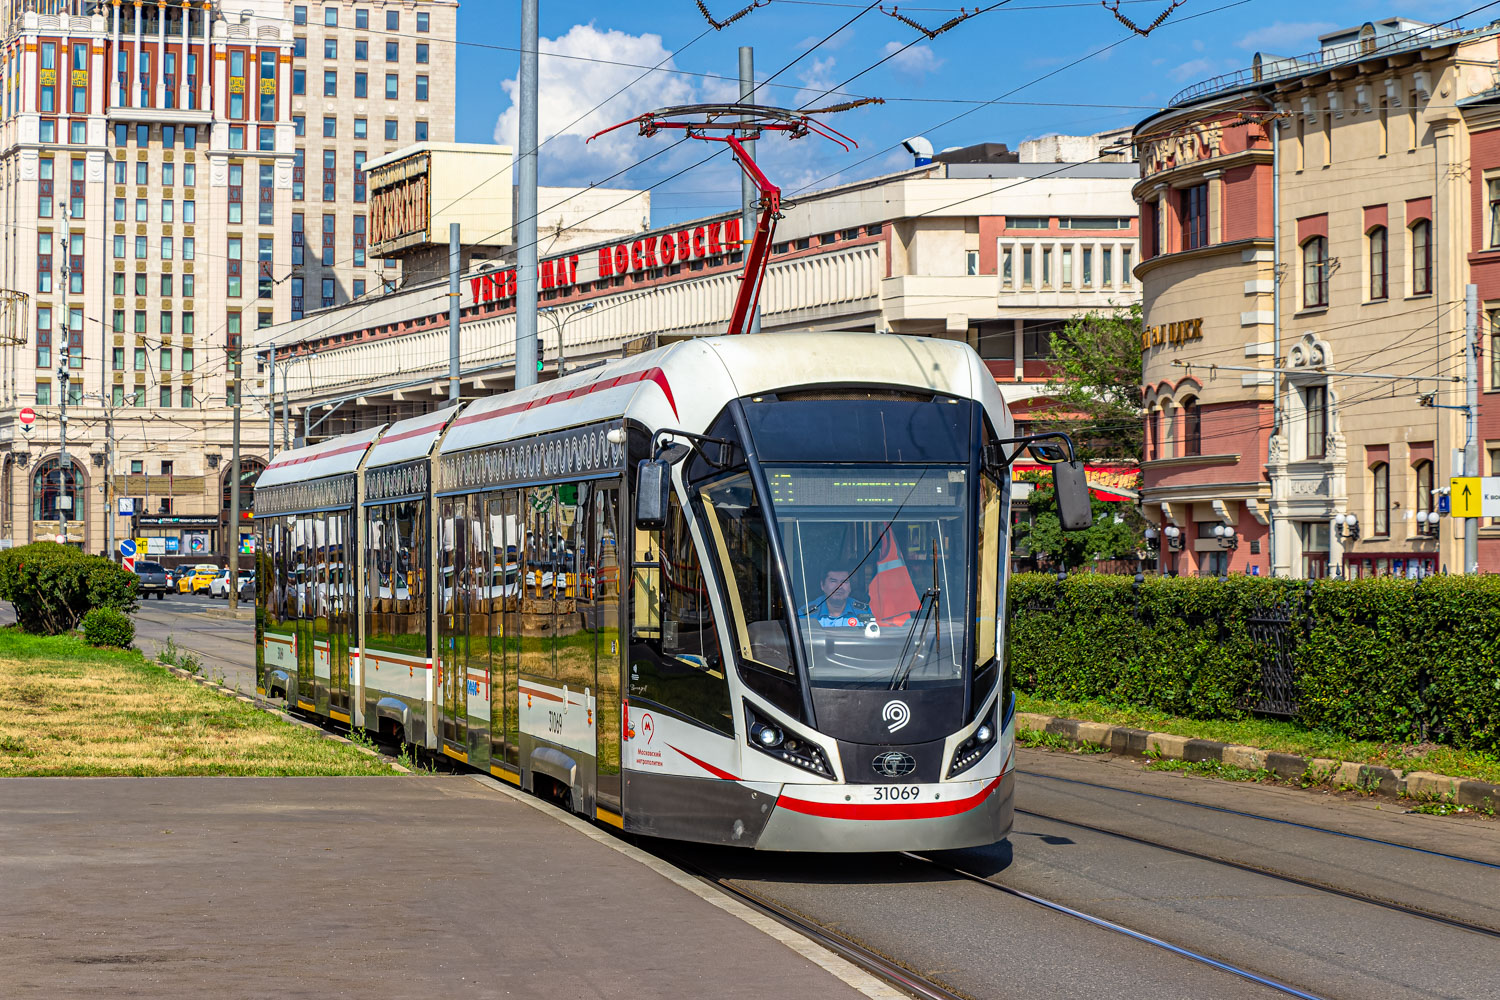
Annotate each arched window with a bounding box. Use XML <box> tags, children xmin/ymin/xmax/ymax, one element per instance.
<box><xmin>32</xmin><ymin>457</ymin><xmax>84</xmax><ymax>524</ymax></box>
<box><xmin>222</xmin><ymin>457</ymin><xmax>267</xmax><ymax>512</ymax></box>
<box><xmin>1410</xmin><ymin>219</ymin><xmax>1432</xmax><ymax>295</ymax></box>
<box><xmin>1147</xmin><ymin>406</ymin><xmax>1161</xmax><ymax>459</ymax></box>
<box><xmin>1414</xmin><ymin>459</ymin><xmax>1433</xmax><ymax>530</ymax></box>
<box><xmin>1181</xmin><ymin>396</ymin><xmax>1201</xmax><ymax>456</ymax></box>
<box><xmin>1302</xmin><ymin>236</ymin><xmax>1328</xmax><ymax>308</ymax></box>
<box><xmin>1371</xmin><ymin>462</ymin><xmax>1389</xmax><ymax>537</ymax></box>
<box><xmin>1368</xmin><ymin>226</ymin><xmax>1388</xmax><ymax>300</ymax></box>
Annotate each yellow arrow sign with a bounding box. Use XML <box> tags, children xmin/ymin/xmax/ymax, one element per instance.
<box><xmin>1451</xmin><ymin>477</ymin><xmax>1482</xmax><ymax>518</ymax></box>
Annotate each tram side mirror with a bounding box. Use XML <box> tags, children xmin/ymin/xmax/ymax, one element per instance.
<box><xmin>1053</xmin><ymin>460</ymin><xmax>1093</xmax><ymax>532</ymax></box>
<box><xmin>635</xmin><ymin>458</ymin><xmax>671</xmax><ymax>531</ymax></box>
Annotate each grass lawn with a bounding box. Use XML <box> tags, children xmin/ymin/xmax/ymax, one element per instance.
<box><xmin>1016</xmin><ymin>692</ymin><xmax>1500</xmax><ymax>787</ymax></box>
<box><xmin>0</xmin><ymin>629</ymin><xmax>397</xmax><ymax>777</ymax></box>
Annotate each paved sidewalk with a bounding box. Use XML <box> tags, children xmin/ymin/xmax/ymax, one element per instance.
<box><xmin>0</xmin><ymin>776</ymin><xmax>876</xmax><ymax>999</ymax></box>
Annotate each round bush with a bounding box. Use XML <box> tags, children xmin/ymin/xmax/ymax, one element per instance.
<box><xmin>80</xmin><ymin>606</ymin><xmax>135</xmax><ymax>649</ymax></box>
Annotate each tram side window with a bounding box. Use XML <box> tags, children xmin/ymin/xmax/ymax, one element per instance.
<box><xmin>554</xmin><ymin>482</ymin><xmax>594</xmax><ymax>694</ymax></box>
<box><xmin>972</xmin><ymin>474</ymin><xmax>1003</xmax><ymax>704</ymax></box>
<box><xmin>519</xmin><ymin>486</ymin><xmax>555</xmax><ymax>681</ymax></box>
<box><xmin>628</xmin><ymin>492</ymin><xmax>732</xmax><ymax>735</ymax></box>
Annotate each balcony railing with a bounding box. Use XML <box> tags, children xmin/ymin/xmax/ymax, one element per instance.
<box><xmin>1168</xmin><ymin>17</ymin><xmax>1488</xmax><ymax>107</ymax></box>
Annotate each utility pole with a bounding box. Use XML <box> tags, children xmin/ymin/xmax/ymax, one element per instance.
<box><xmin>57</xmin><ymin>365</ymin><xmax>69</xmax><ymax>544</ymax></box>
<box><xmin>739</xmin><ymin>46</ymin><xmax>760</xmax><ymax>335</ymax></box>
<box><xmin>228</xmin><ymin>345</ymin><xmax>243</xmax><ymax>610</ymax></box>
<box><xmin>104</xmin><ymin>393</ymin><xmax>115</xmax><ymax>563</ymax></box>
<box><xmin>1465</xmin><ymin>284</ymin><xmax>1479</xmax><ymax>575</ymax></box>
<box><xmin>515</xmin><ymin>0</ymin><xmax>540</xmax><ymax>389</ymax></box>
<box><xmin>448</xmin><ymin>222</ymin><xmax>461</xmax><ymax>402</ymax></box>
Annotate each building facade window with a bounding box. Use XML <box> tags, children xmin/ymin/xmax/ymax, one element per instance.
<box><xmin>1488</xmin><ymin>179</ymin><xmax>1500</xmax><ymax>249</ymax></box>
<box><xmin>1368</xmin><ymin>226</ymin><xmax>1387</xmax><ymax>300</ymax></box>
<box><xmin>1411</xmin><ymin>219</ymin><xmax>1432</xmax><ymax>295</ymax></box>
<box><xmin>1181</xmin><ymin>396</ymin><xmax>1201</xmax><ymax>456</ymax></box>
<box><xmin>1371</xmin><ymin>462</ymin><xmax>1390</xmax><ymax>536</ymax></box>
<box><xmin>1302</xmin><ymin>236</ymin><xmax>1328</xmax><ymax>308</ymax></box>
<box><xmin>1414</xmin><ymin>459</ymin><xmax>1434</xmax><ymax>529</ymax></box>
<box><xmin>1305</xmin><ymin>385</ymin><xmax>1327</xmax><ymax>459</ymax></box>
<box><xmin>1181</xmin><ymin>183</ymin><xmax>1208</xmax><ymax>250</ymax></box>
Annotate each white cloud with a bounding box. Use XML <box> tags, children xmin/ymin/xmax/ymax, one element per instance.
<box><xmin>1235</xmin><ymin>21</ymin><xmax>1337</xmax><ymax>53</ymax></box>
<box><xmin>491</xmin><ymin>23</ymin><xmax>699</xmax><ymax>184</ymax></box>
<box><xmin>1168</xmin><ymin>57</ymin><xmax>1218</xmax><ymax>83</ymax></box>
<box><xmin>881</xmin><ymin>40</ymin><xmax>944</xmax><ymax>78</ymax></box>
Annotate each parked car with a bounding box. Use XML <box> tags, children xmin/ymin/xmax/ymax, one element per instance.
<box><xmin>178</xmin><ymin>564</ymin><xmax>219</xmax><ymax>594</ymax></box>
<box><xmin>134</xmin><ymin>560</ymin><xmax>170</xmax><ymax>599</ymax></box>
<box><xmin>210</xmin><ymin>569</ymin><xmax>254</xmax><ymax>599</ymax></box>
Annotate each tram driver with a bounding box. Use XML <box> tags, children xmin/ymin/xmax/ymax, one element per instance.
<box><xmin>802</xmin><ymin>567</ymin><xmax>870</xmax><ymax>627</ymax></box>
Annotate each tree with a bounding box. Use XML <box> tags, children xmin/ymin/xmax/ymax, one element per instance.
<box><xmin>1035</xmin><ymin>303</ymin><xmax>1144</xmax><ymax>461</ymax></box>
<box><xmin>1013</xmin><ymin>471</ymin><xmax>1144</xmax><ymax>572</ymax></box>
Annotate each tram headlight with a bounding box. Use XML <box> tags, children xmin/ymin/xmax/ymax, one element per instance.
<box><xmin>753</xmin><ymin>723</ymin><xmax>784</xmax><ymax>748</ymax></box>
<box><xmin>744</xmin><ymin>703</ymin><xmax>833</xmax><ymax>778</ymax></box>
<box><xmin>947</xmin><ymin>712</ymin><xmax>999</xmax><ymax>779</ymax></box>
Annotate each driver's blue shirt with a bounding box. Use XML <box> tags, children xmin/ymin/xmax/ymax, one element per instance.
<box><xmin>801</xmin><ymin>596</ymin><xmax>870</xmax><ymax>627</ymax></box>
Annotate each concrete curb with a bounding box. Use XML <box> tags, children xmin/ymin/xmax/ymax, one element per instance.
<box><xmin>1018</xmin><ymin>711</ymin><xmax>1500</xmax><ymax>811</ymax></box>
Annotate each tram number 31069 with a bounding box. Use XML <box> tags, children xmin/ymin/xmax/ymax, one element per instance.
<box><xmin>547</xmin><ymin>710</ymin><xmax>565</xmax><ymax>735</ymax></box>
<box><xmin>872</xmin><ymin>785</ymin><xmax>923</xmax><ymax>801</ymax></box>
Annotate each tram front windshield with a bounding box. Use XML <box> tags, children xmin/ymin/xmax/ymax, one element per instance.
<box><xmin>771</xmin><ymin>466</ymin><xmax>968</xmax><ymax>692</ymax></box>
<box><xmin>701</xmin><ymin>464</ymin><xmax>970</xmax><ymax>696</ymax></box>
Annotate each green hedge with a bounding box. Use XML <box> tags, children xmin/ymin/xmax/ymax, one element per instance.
<box><xmin>1007</xmin><ymin>573</ymin><xmax>1500</xmax><ymax>751</ymax></box>
<box><xmin>0</xmin><ymin>542</ymin><xmax>139</xmax><ymax>635</ymax></box>
<box><xmin>81</xmin><ymin>606</ymin><xmax>136</xmax><ymax>648</ymax></box>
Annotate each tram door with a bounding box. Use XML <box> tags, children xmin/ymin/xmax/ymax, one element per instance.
<box><xmin>464</xmin><ymin>498</ymin><xmax>492</xmax><ymax>769</ymax></box>
<box><xmin>292</xmin><ymin>515</ymin><xmax>316</xmax><ymax>711</ymax></box>
<box><xmin>592</xmin><ymin>485</ymin><xmax>624</xmax><ymax>815</ymax></box>
<box><xmin>487</xmin><ymin>493</ymin><xmax>520</xmax><ymax>770</ymax></box>
<box><xmin>437</xmin><ymin>497</ymin><xmax>469</xmax><ymax>755</ymax></box>
<box><xmin>328</xmin><ymin>510</ymin><xmax>352</xmax><ymax>719</ymax></box>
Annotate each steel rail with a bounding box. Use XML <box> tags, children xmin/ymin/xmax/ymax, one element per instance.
<box><xmin>902</xmin><ymin>852</ymin><xmax>1330</xmax><ymax>1000</ymax></box>
<box><xmin>1016</xmin><ymin>806</ymin><xmax>1500</xmax><ymax>940</ymax></box>
<box><xmin>660</xmin><ymin>851</ymin><xmax>971</xmax><ymax>1000</ymax></box>
<box><xmin>1019</xmin><ymin>768</ymin><xmax>1500</xmax><ymax>870</ymax></box>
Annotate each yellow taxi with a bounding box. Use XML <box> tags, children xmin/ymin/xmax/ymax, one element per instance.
<box><xmin>178</xmin><ymin>564</ymin><xmax>220</xmax><ymax>594</ymax></box>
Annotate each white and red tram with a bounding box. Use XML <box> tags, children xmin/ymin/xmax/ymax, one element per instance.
<box><xmin>254</xmin><ymin>331</ymin><xmax>1091</xmax><ymax>851</ymax></box>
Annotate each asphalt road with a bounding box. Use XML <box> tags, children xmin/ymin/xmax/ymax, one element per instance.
<box><xmin>6</xmin><ymin>596</ymin><xmax>1497</xmax><ymax>998</ymax></box>
<box><xmin>128</xmin><ymin>591</ymin><xmax>257</xmax><ymax>693</ymax></box>
<box><xmin>669</xmin><ymin>750</ymin><xmax>1500</xmax><ymax>1000</ymax></box>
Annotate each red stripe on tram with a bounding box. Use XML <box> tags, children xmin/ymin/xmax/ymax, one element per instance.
<box><xmin>667</xmin><ymin>743</ymin><xmax>739</xmax><ymax>781</ymax></box>
<box><xmin>775</xmin><ymin>774</ymin><xmax>1005</xmax><ymax>821</ymax></box>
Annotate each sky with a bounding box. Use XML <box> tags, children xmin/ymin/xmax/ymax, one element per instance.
<box><xmin>452</xmin><ymin>1</ymin><xmax>1500</xmax><ymax>226</ymax></box>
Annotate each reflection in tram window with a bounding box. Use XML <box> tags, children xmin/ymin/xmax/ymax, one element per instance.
<box><xmin>492</xmin><ymin>491</ymin><xmax>521</xmax><ymax>766</ymax></box>
<box><xmin>519</xmin><ymin>486</ymin><xmax>553</xmax><ymax>683</ymax></box>
<box><xmin>628</xmin><ymin>492</ymin><xmax>732</xmax><ymax>735</ymax></box>
<box><xmin>592</xmin><ymin>487</ymin><xmax>622</xmax><ymax>807</ymax></box>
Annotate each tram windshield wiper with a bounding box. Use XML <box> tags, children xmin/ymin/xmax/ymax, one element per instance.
<box><xmin>887</xmin><ymin>586</ymin><xmax>939</xmax><ymax>691</ymax></box>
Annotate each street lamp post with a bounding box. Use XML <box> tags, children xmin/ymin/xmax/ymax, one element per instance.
<box><xmin>539</xmin><ymin>302</ymin><xmax>595</xmax><ymax>377</ymax></box>
<box><xmin>56</xmin><ymin>365</ymin><xmax>70</xmax><ymax>544</ymax></box>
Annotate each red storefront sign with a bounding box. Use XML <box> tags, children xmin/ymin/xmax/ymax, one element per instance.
<box><xmin>468</xmin><ymin>217</ymin><xmax>743</xmax><ymax>306</ymax></box>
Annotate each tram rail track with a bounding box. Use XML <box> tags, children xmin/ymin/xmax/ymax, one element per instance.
<box><xmin>1019</xmin><ymin>768</ymin><xmax>1500</xmax><ymax>870</ymax></box>
<box><xmin>660</xmin><ymin>850</ymin><xmax>972</xmax><ymax>1000</ymax></box>
<box><xmin>902</xmin><ymin>851</ymin><xmax>1330</xmax><ymax>1000</ymax></box>
<box><xmin>1013</xmin><ymin>805</ymin><xmax>1500</xmax><ymax>939</ymax></box>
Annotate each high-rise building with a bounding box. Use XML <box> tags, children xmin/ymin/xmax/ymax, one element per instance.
<box><xmin>287</xmin><ymin>0</ymin><xmax>457</xmax><ymax>315</ymax></box>
<box><xmin>0</xmin><ymin>0</ymin><xmax>455</xmax><ymax>564</ymax></box>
